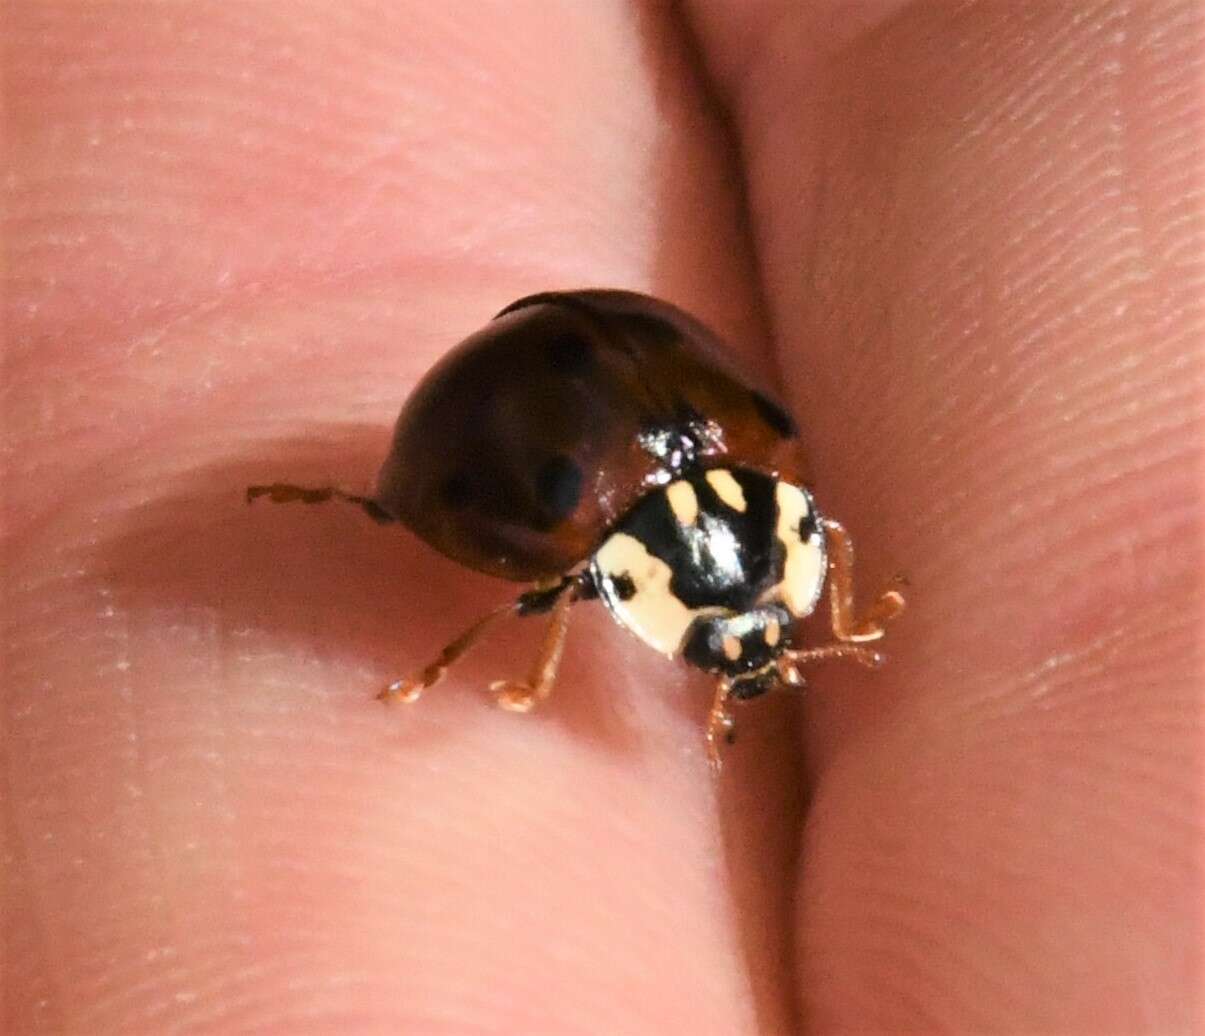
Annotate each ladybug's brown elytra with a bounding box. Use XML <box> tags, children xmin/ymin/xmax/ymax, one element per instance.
<box><xmin>249</xmin><ymin>289</ymin><xmax>905</xmax><ymax>769</ymax></box>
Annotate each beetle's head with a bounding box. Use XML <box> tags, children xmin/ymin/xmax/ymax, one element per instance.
<box><xmin>682</xmin><ymin>605</ymin><xmax>793</xmax><ymax>697</ymax></box>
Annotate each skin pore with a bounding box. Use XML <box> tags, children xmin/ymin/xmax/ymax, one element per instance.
<box><xmin>5</xmin><ymin>2</ymin><xmax>1201</xmax><ymax>1032</ymax></box>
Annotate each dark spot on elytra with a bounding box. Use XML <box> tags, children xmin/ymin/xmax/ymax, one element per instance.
<box><xmin>547</xmin><ymin>331</ymin><xmax>594</xmax><ymax>376</ymax></box>
<box><xmin>441</xmin><ymin>472</ymin><xmax>473</xmax><ymax>508</ymax></box>
<box><xmin>610</xmin><ymin>572</ymin><xmax>637</xmax><ymax>601</ymax></box>
<box><xmin>535</xmin><ymin>454</ymin><xmax>582</xmax><ymax>524</ymax></box>
<box><xmin>751</xmin><ymin>390</ymin><xmax>798</xmax><ymax>438</ymax></box>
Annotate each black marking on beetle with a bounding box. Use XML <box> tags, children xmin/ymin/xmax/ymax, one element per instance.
<box><xmin>614</xmin><ymin>467</ymin><xmax>781</xmax><ymax>611</ymax></box>
<box><xmin>534</xmin><ymin>454</ymin><xmax>582</xmax><ymax>524</ymax></box>
<box><xmin>751</xmin><ymin>390</ymin><xmax>798</xmax><ymax>438</ymax></box>
<box><xmin>682</xmin><ymin>620</ymin><xmax>721</xmax><ymax>673</ymax></box>
<box><xmin>517</xmin><ymin>570</ymin><xmax>596</xmax><ymax>616</ymax></box>
<box><xmin>547</xmin><ymin>331</ymin><xmax>594</xmax><ymax>377</ymax></box>
<box><xmin>610</xmin><ymin>572</ymin><xmax>637</xmax><ymax>601</ymax></box>
<box><xmin>799</xmin><ymin>507</ymin><xmax>820</xmax><ymax>543</ymax></box>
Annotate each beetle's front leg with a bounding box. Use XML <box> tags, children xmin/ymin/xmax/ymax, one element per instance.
<box><xmin>489</xmin><ymin>586</ymin><xmax>579</xmax><ymax>712</ymax></box>
<box><xmin>705</xmin><ymin>678</ymin><xmax>736</xmax><ymax>772</ymax></box>
<box><xmin>378</xmin><ymin>574</ymin><xmax>586</xmax><ymax>707</ymax></box>
<box><xmin>379</xmin><ymin>601</ymin><xmax>521</xmax><ymax>704</ymax></box>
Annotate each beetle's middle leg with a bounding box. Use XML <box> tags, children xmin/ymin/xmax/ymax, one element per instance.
<box><xmin>378</xmin><ymin>601</ymin><xmax>520</xmax><ymax>704</ymax></box>
<box><xmin>489</xmin><ymin>585</ymin><xmax>580</xmax><ymax>713</ymax></box>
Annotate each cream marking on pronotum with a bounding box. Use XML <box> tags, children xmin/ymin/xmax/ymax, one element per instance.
<box><xmin>768</xmin><ymin>482</ymin><xmax>826</xmax><ymax>618</ymax></box>
<box><xmin>722</xmin><ymin>635</ymin><xmax>742</xmax><ymax>661</ymax></box>
<box><xmin>665</xmin><ymin>480</ymin><xmax>699</xmax><ymax>526</ymax></box>
<box><xmin>705</xmin><ymin>469</ymin><xmax>747</xmax><ymax>513</ymax></box>
<box><xmin>765</xmin><ymin>617</ymin><xmax>781</xmax><ymax>647</ymax></box>
<box><xmin>593</xmin><ymin>531</ymin><xmax>721</xmax><ymax>656</ymax></box>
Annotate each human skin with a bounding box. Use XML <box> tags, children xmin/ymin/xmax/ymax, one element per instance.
<box><xmin>4</xmin><ymin>1</ymin><xmax>1201</xmax><ymax>1033</ymax></box>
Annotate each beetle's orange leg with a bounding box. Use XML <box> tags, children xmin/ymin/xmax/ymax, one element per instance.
<box><xmin>821</xmin><ymin>517</ymin><xmax>906</xmax><ymax>643</ymax></box>
<box><xmin>777</xmin><ymin>642</ymin><xmax>886</xmax><ymax>675</ymax></box>
<box><xmin>762</xmin><ymin>521</ymin><xmax>903</xmax><ymax>686</ymax></box>
<box><xmin>490</xmin><ymin>587</ymin><xmax>579</xmax><ymax>713</ymax></box>
<box><xmin>379</xmin><ymin>576</ymin><xmax>584</xmax><ymax>707</ymax></box>
<box><xmin>246</xmin><ymin>482</ymin><xmax>393</xmax><ymax>523</ymax></box>
<box><xmin>379</xmin><ymin>601</ymin><xmax>521</xmax><ymax>704</ymax></box>
<box><xmin>705</xmin><ymin>678</ymin><xmax>736</xmax><ymax>772</ymax></box>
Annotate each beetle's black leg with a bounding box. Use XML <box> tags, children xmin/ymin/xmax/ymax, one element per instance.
<box><xmin>246</xmin><ymin>482</ymin><xmax>394</xmax><ymax>524</ymax></box>
<box><xmin>489</xmin><ymin>583</ymin><xmax>581</xmax><ymax>713</ymax></box>
<box><xmin>705</xmin><ymin>677</ymin><xmax>736</xmax><ymax>772</ymax></box>
<box><xmin>516</xmin><ymin>569</ymin><xmax>595</xmax><ymax>615</ymax></box>
<box><xmin>821</xmin><ymin>517</ymin><xmax>906</xmax><ymax>642</ymax></box>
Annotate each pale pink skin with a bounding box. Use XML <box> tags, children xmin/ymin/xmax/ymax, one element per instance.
<box><xmin>4</xmin><ymin>2</ymin><xmax>1202</xmax><ymax>1032</ymax></box>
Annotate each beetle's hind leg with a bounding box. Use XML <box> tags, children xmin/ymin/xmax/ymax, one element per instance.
<box><xmin>821</xmin><ymin>517</ymin><xmax>906</xmax><ymax>643</ymax></box>
<box><xmin>246</xmin><ymin>482</ymin><xmax>393</xmax><ymax>523</ymax></box>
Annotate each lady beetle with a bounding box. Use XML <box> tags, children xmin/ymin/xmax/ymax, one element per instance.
<box><xmin>249</xmin><ymin>290</ymin><xmax>904</xmax><ymax>768</ymax></box>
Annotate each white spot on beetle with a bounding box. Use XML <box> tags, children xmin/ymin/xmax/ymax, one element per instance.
<box><xmin>666</xmin><ymin>480</ymin><xmax>699</xmax><ymax>526</ymax></box>
<box><xmin>705</xmin><ymin>469</ymin><xmax>747</xmax><ymax>512</ymax></box>
<box><xmin>592</xmin><ymin>532</ymin><xmax>721</xmax><ymax>656</ymax></box>
<box><xmin>769</xmin><ymin>482</ymin><xmax>826</xmax><ymax>619</ymax></box>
